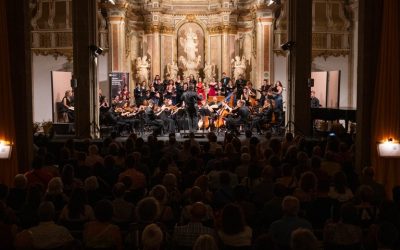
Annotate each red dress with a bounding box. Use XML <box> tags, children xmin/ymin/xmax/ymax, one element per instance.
<box><xmin>208</xmin><ymin>82</ymin><xmax>217</xmax><ymax>97</ymax></box>
<box><xmin>197</xmin><ymin>82</ymin><xmax>206</xmax><ymax>104</ymax></box>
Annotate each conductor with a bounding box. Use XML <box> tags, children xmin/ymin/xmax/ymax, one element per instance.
<box><xmin>181</xmin><ymin>85</ymin><xmax>202</xmax><ymax>132</ymax></box>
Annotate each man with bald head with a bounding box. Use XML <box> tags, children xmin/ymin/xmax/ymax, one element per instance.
<box><xmin>269</xmin><ymin>196</ymin><xmax>312</xmax><ymax>249</ymax></box>
<box><xmin>173</xmin><ymin>202</ymin><xmax>215</xmax><ymax>248</ymax></box>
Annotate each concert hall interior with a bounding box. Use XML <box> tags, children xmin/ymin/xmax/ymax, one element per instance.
<box><xmin>0</xmin><ymin>0</ymin><xmax>400</xmax><ymax>249</ymax></box>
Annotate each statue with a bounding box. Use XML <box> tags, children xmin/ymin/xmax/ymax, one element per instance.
<box><xmin>231</xmin><ymin>56</ymin><xmax>247</xmax><ymax>80</ymax></box>
<box><xmin>136</xmin><ymin>56</ymin><xmax>150</xmax><ymax>84</ymax></box>
<box><xmin>203</xmin><ymin>62</ymin><xmax>216</xmax><ymax>83</ymax></box>
<box><xmin>178</xmin><ymin>27</ymin><xmax>202</xmax><ymax>78</ymax></box>
<box><xmin>166</xmin><ymin>62</ymin><xmax>179</xmax><ymax>80</ymax></box>
<box><xmin>179</xmin><ymin>28</ymin><xmax>198</xmax><ymax>63</ymax></box>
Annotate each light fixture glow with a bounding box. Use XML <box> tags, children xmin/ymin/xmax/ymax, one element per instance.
<box><xmin>0</xmin><ymin>140</ymin><xmax>12</xmax><ymax>159</ymax></box>
<box><xmin>377</xmin><ymin>138</ymin><xmax>400</xmax><ymax>158</ymax></box>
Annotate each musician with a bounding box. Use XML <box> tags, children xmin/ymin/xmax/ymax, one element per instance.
<box><xmin>216</xmin><ymin>81</ymin><xmax>225</xmax><ymax>96</ymax></box>
<box><xmin>156</xmin><ymin>98</ymin><xmax>176</xmax><ymax>134</ymax></box>
<box><xmin>181</xmin><ymin>85</ymin><xmax>202</xmax><ymax>133</ymax></box>
<box><xmin>272</xmin><ymin>80</ymin><xmax>284</xmax><ymax>111</ymax></box>
<box><xmin>220</xmin><ymin>72</ymin><xmax>230</xmax><ymax>90</ymax></box>
<box><xmin>175</xmin><ymin>80</ymin><xmax>184</xmax><ymax>105</ymax></box>
<box><xmin>235</xmin><ymin>74</ymin><xmax>247</xmax><ymax>100</ymax></box>
<box><xmin>119</xmin><ymin>84</ymin><xmax>131</xmax><ymax>101</ymax></box>
<box><xmin>259</xmin><ymin>79</ymin><xmax>271</xmax><ymax>105</ymax></box>
<box><xmin>208</xmin><ymin>77</ymin><xmax>218</xmax><ymax>97</ymax></box>
<box><xmin>225</xmin><ymin>100</ymin><xmax>250</xmax><ymax>135</ymax></box>
<box><xmin>196</xmin><ymin>77</ymin><xmax>206</xmax><ymax>104</ymax></box>
<box><xmin>61</xmin><ymin>90</ymin><xmax>75</xmax><ymax>122</ymax></box>
<box><xmin>310</xmin><ymin>90</ymin><xmax>321</xmax><ymax>108</ymax></box>
<box><xmin>152</xmin><ymin>75</ymin><xmax>161</xmax><ymax>86</ymax></box>
<box><xmin>243</xmin><ymin>82</ymin><xmax>256</xmax><ymax>107</ymax></box>
<box><xmin>144</xmin><ymin>100</ymin><xmax>164</xmax><ymax>135</ymax></box>
<box><xmin>189</xmin><ymin>74</ymin><xmax>197</xmax><ymax>88</ymax></box>
<box><xmin>134</xmin><ymin>81</ymin><xmax>146</xmax><ymax>106</ymax></box>
<box><xmin>251</xmin><ymin>99</ymin><xmax>273</xmax><ymax>135</ymax></box>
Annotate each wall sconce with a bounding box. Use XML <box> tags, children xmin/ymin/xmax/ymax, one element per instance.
<box><xmin>377</xmin><ymin>138</ymin><xmax>400</xmax><ymax>158</ymax></box>
<box><xmin>0</xmin><ymin>141</ymin><xmax>12</xmax><ymax>159</ymax></box>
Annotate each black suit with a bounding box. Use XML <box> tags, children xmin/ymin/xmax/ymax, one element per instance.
<box><xmin>221</xmin><ymin>76</ymin><xmax>230</xmax><ymax>88</ymax></box>
<box><xmin>235</xmin><ymin>78</ymin><xmax>246</xmax><ymax>99</ymax></box>
<box><xmin>181</xmin><ymin>90</ymin><xmax>201</xmax><ymax>132</ymax></box>
<box><xmin>226</xmin><ymin>106</ymin><xmax>250</xmax><ymax>133</ymax></box>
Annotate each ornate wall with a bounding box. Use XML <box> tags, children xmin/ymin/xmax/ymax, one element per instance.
<box><xmin>122</xmin><ymin>0</ymin><xmax>275</xmax><ymax>89</ymax></box>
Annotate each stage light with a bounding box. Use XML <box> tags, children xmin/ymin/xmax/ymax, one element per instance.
<box><xmin>377</xmin><ymin>138</ymin><xmax>400</xmax><ymax>158</ymax></box>
<box><xmin>0</xmin><ymin>141</ymin><xmax>12</xmax><ymax>159</ymax></box>
<box><xmin>281</xmin><ymin>41</ymin><xmax>295</xmax><ymax>51</ymax></box>
<box><xmin>108</xmin><ymin>0</ymin><xmax>115</xmax><ymax>4</ymax></box>
<box><xmin>89</xmin><ymin>45</ymin><xmax>103</xmax><ymax>57</ymax></box>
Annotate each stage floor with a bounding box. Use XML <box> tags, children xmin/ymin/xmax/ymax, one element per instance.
<box><xmin>50</xmin><ymin>130</ymin><xmax>273</xmax><ymax>143</ymax></box>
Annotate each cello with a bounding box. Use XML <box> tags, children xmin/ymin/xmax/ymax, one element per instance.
<box><xmin>214</xmin><ymin>101</ymin><xmax>231</xmax><ymax>128</ymax></box>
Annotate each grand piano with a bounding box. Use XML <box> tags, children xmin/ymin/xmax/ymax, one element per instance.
<box><xmin>311</xmin><ymin>107</ymin><xmax>357</xmax><ymax>131</ymax></box>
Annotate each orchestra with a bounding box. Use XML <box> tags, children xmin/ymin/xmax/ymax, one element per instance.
<box><xmin>96</xmin><ymin>73</ymin><xmax>285</xmax><ymax>136</ymax></box>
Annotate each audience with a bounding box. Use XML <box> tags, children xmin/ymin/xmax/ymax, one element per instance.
<box><xmin>0</xmin><ymin>130</ymin><xmax>393</xmax><ymax>249</ymax></box>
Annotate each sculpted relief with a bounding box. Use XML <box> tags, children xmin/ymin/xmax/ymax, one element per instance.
<box><xmin>177</xmin><ymin>23</ymin><xmax>204</xmax><ymax>78</ymax></box>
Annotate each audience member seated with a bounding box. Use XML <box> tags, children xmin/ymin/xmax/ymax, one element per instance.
<box><xmin>85</xmin><ymin>144</ymin><xmax>105</xmax><ymax>168</ymax></box>
<box><xmin>328</xmin><ymin>171</ymin><xmax>354</xmax><ymax>203</ymax></box>
<box><xmin>25</xmin><ymin>156</ymin><xmax>53</xmax><ymax>188</ymax></box>
<box><xmin>193</xmin><ymin>234</ymin><xmax>218</xmax><ymax>250</ymax></box>
<box><xmin>111</xmin><ymin>182</ymin><xmax>135</xmax><ymax>225</ymax></box>
<box><xmin>85</xmin><ymin>176</ymin><xmax>104</xmax><ymax>207</ymax></box>
<box><xmin>217</xmin><ymin>203</ymin><xmax>252</xmax><ymax>248</ymax></box>
<box><xmin>260</xmin><ymin>183</ymin><xmax>287</xmax><ymax>231</ymax></box>
<box><xmin>6</xmin><ymin>174</ymin><xmax>28</xmax><ymax>211</ymax></box>
<box><xmin>323</xmin><ymin>202</ymin><xmax>362</xmax><ymax>249</ymax></box>
<box><xmin>142</xmin><ymin>223</ymin><xmax>164</xmax><ymax>250</ymax></box>
<box><xmin>269</xmin><ymin>196</ymin><xmax>312</xmax><ymax>250</ymax></box>
<box><xmin>173</xmin><ymin>202</ymin><xmax>214</xmax><ymax>248</ymax></box>
<box><xmin>83</xmin><ymin>199</ymin><xmax>123</xmax><ymax>250</ymax></box>
<box><xmin>17</xmin><ymin>185</ymin><xmax>43</xmax><ymax>229</ymax></box>
<box><xmin>290</xmin><ymin>228</ymin><xmax>319</xmax><ymax>250</ymax></box>
<box><xmin>354</xmin><ymin>185</ymin><xmax>378</xmax><ymax>229</ymax></box>
<box><xmin>15</xmin><ymin>201</ymin><xmax>74</xmax><ymax>249</ymax></box>
<box><xmin>359</xmin><ymin>167</ymin><xmax>386</xmax><ymax>204</ymax></box>
<box><xmin>150</xmin><ymin>185</ymin><xmax>175</xmax><ymax>227</ymax></box>
<box><xmin>59</xmin><ymin>187</ymin><xmax>95</xmax><ymax>230</ymax></box>
<box><xmin>252</xmin><ymin>166</ymin><xmax>275</xmax><ymax>208</ymax></box>
<box><xmin>118</xmin><ymin>154</ymin><xmax>147</xmax><ymax>190</ymax></box>
<box><xmin>44</xmin><ymin>177</ymin><xmax>69</xmax><ymax>213</ymax></box>
<box><xmin>0</xmin><ymin>201</ymin><xmax>17</xmax><ymax>250</ymax></box>
<box><xmin>180</xmin><ymin>186</ymin><xmax>214</xmax><ymax>225</ymax></box>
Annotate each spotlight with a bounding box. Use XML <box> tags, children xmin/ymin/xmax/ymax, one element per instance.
<box><xmin>268</xmin><ymin>0</ymin><xmax>280</xmax><ymax>6</ymax></box>
<box><xmin>280</xmin><ymin>41</ymin><xmax>295</xmax><ymax>51</ymax></box>
<box><xmin>89</xmin><ymin>45</ymin><xmax>103</xmax><ymax>57</ymax></box>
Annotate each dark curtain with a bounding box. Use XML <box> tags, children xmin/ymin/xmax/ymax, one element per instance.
<box><xmin>0</xmin><ymin>0</ymin><xmax>19</xmax><ymax>185</ymax></box>
<box><xmin>371</xmin><ymin>0</ymin><xmax>400</xmax><ymax>197</ymax></box>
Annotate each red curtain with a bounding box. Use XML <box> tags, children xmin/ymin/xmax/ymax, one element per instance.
<box><xmin>0</xmin><ymin>0</ymin><xmax>19</xmax><ymax>186</ymax></box>
<box><xmin>371</xmin><ymin>0</ymin><xmax>400</xmax><ymax>198</ymax></box>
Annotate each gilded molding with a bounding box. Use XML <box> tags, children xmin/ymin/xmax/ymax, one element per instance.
<box><xmin>186</xmin><ymin>14</ymin><xmax>196</xmax><ymax>22</ymax></box>
<box><xmin>32</xmin><ymin>48</ymin><xmax>74</xmax><ymax>61</ymax></box>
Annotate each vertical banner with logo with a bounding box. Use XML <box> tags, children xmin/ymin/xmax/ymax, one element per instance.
<box><xmin>109</xmin><ymin>72</ymin><xmax>130</xmax><ymax>104</ymax></box>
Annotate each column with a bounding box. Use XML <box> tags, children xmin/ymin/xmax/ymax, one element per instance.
<box><xmin>152</xmin><ymin>25</ymin><xmax>161</xmax><ymax>78</ymax></box>
<box><xmin>72</xmin><ymin>0</ymin><xmax>99</xmax><ymax>138</ymax></box>
<box><xmin>107</xmin><ymin>2</ymin><xmax>127</xmax><ymax>72</ymax></box>
<box><xmin>221</xmin><ymin>26</ymin><xmax>230</xmax><ymax>76</ymax></box>
<box><xmin>287</xmin><ymin>0</ymin><xmax>312</xmax><ymax>135</ymax></box>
